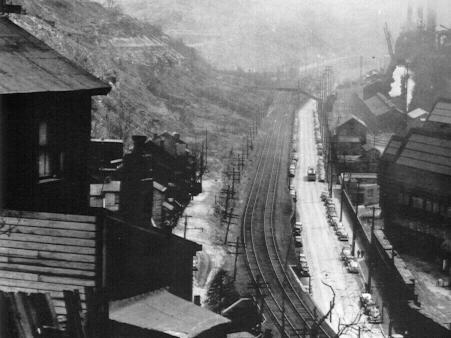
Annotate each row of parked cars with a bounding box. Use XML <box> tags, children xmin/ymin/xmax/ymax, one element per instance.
<box><xmin>312</xmin><ymin>111</ymin><xmax>326</xmax><ymax>182</ymax></box>
<box><xmin>321</xmin><ymin>191</ymin><xmax>349</xmax><ymax>242</ymax></box>
<box><xmin>293</xmin><ymin>222</ymin><xmax>310</xmax><ymax>276</ymax></box>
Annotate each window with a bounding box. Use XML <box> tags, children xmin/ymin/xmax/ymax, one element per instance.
<box><xmin>425</xmin><ymin>200</ymin><xmax>432</xmax><ymax>213</ymax></box>
<box><xmin>412</xmin><ymin>196</ymin><xmax>424</xmax><ymax>209</ymax></box>
<box><xmin>433</xmin><ymin>202</ymin><xmax>440</xmax><ymax>214</ymax></box>
<box><xmin>37</xmin><ymin>121</ymin><xmax>63</xmax><ymax>180</ymax></box>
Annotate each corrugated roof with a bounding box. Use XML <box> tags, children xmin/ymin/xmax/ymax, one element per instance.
<box><xmin>428</xmin><ymin>101</ymin><xmax>451</xmax><ymax>125</ymax></box>
<box><xmin>364</xmin><ymin>93</ymin><xmax>398</xmax><ymax>117</ymax></box>
<box><xmin>110</xmin><ymin>289</ymin><xmax>230</xmax><ymax>338</ymax></box>
<box><xmin>0</xmin><ymin>18</ymin><xmax>110</xmax><ymax>95</ymax></box>
<box><xmin>396</xmin><ymin>133</ymin><xmax>451</xmax><ymax>176</ymax></box>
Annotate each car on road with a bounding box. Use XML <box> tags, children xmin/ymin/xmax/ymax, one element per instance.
<box><xmin>294</xmin><ymin>222</ymin><xmax>302</xmax><ymax>234</ymax></box>
<box><xmin>320</xmin><ymin>191</ymin><xmax>328</xmax><ymax>201</ymax></box>
<box><xmin>327</xmin><ymin>210</ymin><xmax>338</xmax><ymax>220</ymax></box>
<box><xmin>333</xmin><ymin>221</ymin><xmax>343</xmax><ymax>231</ymax></box>
<box><xmin>338</xmin><ymin>232</ymin><xmax>349</xmax><ymax>242</ymax></box>
<box><xmin>299</xmin><ymin>261</ymin><xmax>309</xmax><ymax>273</ymax></box>
<box><xmin>367</xmin><ymin>305</ymin><xmax>382</xmax><ymax>323</ymax></box>
<box><xmin>341</xmin><ymin>246</ymin><xmax>352</xmax><ymax>262</ymax></box>
<box><xmin>307</xmin><ymin>167</ymin><xmax>316</xmax><ymax>181</ymax></box>
<box><xmin>328</xmin><ymin>216</ymin><xmax>339</xmax><ymax>227</ymax></box>
<box><xmin>295</xmin><ymin>235</ymin><xmax>303</xmax><ymax>247</ymax></box>
<box><xmin>346</xmin><ymin>258</ymin><xmax>359</xmax><ymax>273</ymax></box>
<box><xmin>299</xmin><ymin>253</ymin><xmax>307</xmax><ymax>263</ymax></box>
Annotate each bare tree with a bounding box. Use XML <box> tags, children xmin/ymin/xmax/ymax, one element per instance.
<box><xmin>336</xmin><ymin>309</ymin><xmax>364</xmax><ymax>337</ymax></box>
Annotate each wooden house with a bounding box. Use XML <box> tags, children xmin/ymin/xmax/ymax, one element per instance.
<box><xmin>0</xmin><ymin>17</ymin><xmax>110</xmax><ymax>215</ymax></box>
<box><xmin>333</xmin><ymin>115</ymin><xmax>367</xmax><ymax>156</ymax></box>
<box><xmin>0</xmin><ymin>17</ymin><xmax>201</xmax><ymax>319</ymax></box>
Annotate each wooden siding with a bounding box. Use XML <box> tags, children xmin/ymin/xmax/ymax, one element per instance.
<box><xmin>0</xmin><ymin>210</ymin><xmax>99</xmax><ymax>316</ymax></box>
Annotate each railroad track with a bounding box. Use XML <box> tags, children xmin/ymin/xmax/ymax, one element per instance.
<box><xmin>242</xmin><ymin>94</ymin><xmax>335</xmax><ymax>337</ymax></box>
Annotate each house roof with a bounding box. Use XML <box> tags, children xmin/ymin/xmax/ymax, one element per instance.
<box><xmin>336</xmin><ymin>115</ymin><xmax>367</xmax><ymax>129</ymax></box>
<box><xmin>428</xmin><ymin>100</ymin><xmax>451</xmax><ymax>125</ymax></box>
<box><xmin>364</xmin><ymin>93</ymin><xmax>400</xmax><ymax>117</ymax></box>
<box><xmin>396</xmin><ymin>132</ymin><xmax>451</xmax><ymax>177</ymax></box>
<box><xmin>408</xmin><ymin>108</ymin><xmax>429</xmax><ymax>120</ymax></box>
<box><xmin>0</xmin><ymin>18</ymin><xmax>110</xmax><ymax>95</ymax></box>
<box><xmin>381</xmin><ymin>136</ymin><xmax>403</xmax><ymax>161</ymax></box>
<box><xmin>153</xmin><ymin>181</ymin><xmax>167</xmax><ymax>193</ymax></box>
<box><xmin>109</xmin><ymin>289</ymin><xmax>230</xmax><ymax>338</ymax></box>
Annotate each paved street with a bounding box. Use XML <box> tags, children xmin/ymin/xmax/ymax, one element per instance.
<box><xmin>294</xmin><ymin>99</ymin><xmax>386</xmax><ymax>337</ymax></box>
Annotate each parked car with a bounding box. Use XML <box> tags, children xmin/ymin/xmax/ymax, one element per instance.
<box><xmin>338</xmin><ymin>232</ymin><xmax>349</xmax><ymax>242</ymax></box>
<box><xmin>347</xmin><ymin>258</ymin><xmax>359</xmax><ymax>273</ymax></box>
<box><xmin>320</xmin><ymin>191</ymin><xmax>328</xmax><ymax>201</ymax></box>
<box><xmin>329</xmin><ymin>216</ymin><xmax>339</xmax><ymax>227</ymax></box>
<box><xmin>295</xmin><ymin>222</ymin><xmax>302</xmax><ymax>233</ymax></box>
<box><xmin>299</xmin><ymin>253</ymin><xmax>307</xmax><ymax>263</ymax></box>
<box><xmin>295</xmin><ymin>235</ymin><xmax>303</xmax><ymax>247</ymax></box>
<box><xmin>367</xmin><ymin>305</ymin><xmax>382</xmax><ymax>323</ymax></box>
<box><xmin>333</xmin><ymin>221</ymin><xmax>343</xmax><ymax>232</ymax></box>
<box><xmin>341</xmin><ymin>246</ymin><xmax>352</xmax><ymax>262</ymax></box>
<box><xmin>299</xmin><ymin>261</ymin><xmax>309</xmax><ymax>273</ymax></box>
<box><xmin>327</xmin><ymin>210</ymin><xmax>338</xmax><ymax>219</ymax></box>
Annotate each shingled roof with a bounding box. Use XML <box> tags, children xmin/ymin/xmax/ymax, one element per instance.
<box><xmin>396</xmin><ymin>132</ymin><xmax>451</xmax><ymax>177</ymax></box>
<box><xmin>364</xmin><ymin>93</ymin><xmax>400</xmax><ymax>117</ymax></box>
<box><xmin>381</xmin><ymin>135</ymin><xmax>403</xmax><ymax>161</ymax></box>
<box><xmin>0</xmin><ymin>17</ymin><xmax>110</xmax><ymax>95</ymax></box>
<box><xmin>428</xmin><ymin>100</ymin><xmax>451</xmax><ymax>126</ymax></box>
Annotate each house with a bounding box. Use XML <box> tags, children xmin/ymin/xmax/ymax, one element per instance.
<box><xmin>0</xmin><ymin>17</ymin><xmax>110</xmax><ymax>214</ymax></box>
<box><xmin>333</xmin><ymin>115</ymin><xmax>367</xmax><ymax>156</ymax></box>
<box><xmin>363</xmin><ymin>93</ymin><xmax>407</xmax><ymax>132</ymax></box>
<box><xmin>89</xmin><ymin>138</ymin><xmax>124</xmax><ymax>182</ymax></box>
<box><xmin>423</xmin><ymin>98</ymin><xmax>451</xmax><ymax>133</ymax></box>
<box><xmin>343</xmin><ymin>173</ymin><xmax>380</xmax><ymax>206</ymax></box>
<box><xmin>379</xmin><ymin>126</ymin><xmax>451</xmax><ymax>272</ymax></box>
<box><xmin>0</xmin><ymin>17</ymin><xmax>202</xmax><ymax>322</ymax></box>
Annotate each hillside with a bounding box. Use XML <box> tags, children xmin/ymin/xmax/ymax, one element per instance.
<box><xmin>116</xmin><ymin>0</ymin><xmax>390</xmax><ymax>71</ymax></box>
<box><xmin>12</xmin><ymin>0</ymin><xmax>271</xmax><ymax>171</ymax></box>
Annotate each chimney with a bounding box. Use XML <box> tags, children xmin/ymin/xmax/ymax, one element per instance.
<box><xmin>132</xmin><ymin>135</ymin><xmax>146</xmax><ymax>153</ymax></box>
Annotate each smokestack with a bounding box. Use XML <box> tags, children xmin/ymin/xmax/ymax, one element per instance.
<box><xmin>407</xmin><ymin>0</ymin><xmax>413</xmax><ymax>28</ymax></box>
<box><xmin>426</xmin><ymin>0</ymin><xmax>436</xmax><ymax>32</ymax></box>
<box><xmin>417</xmin><ymin>5</ymin><xmax>424</xmax><ymax>29</ymax></box>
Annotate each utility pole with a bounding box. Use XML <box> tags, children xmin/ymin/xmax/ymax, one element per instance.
<box><xmin>248</xmin><ymin>275</ymin><xmax>268</xmax><ymax>328</ymax></box>
<box><xmin>223</xmin><ymin>208</ymin><xmax>239</xmax><ymax>244</ymax></box>
<box><xmin>183</xmin><ymin>215</ymin><xmax>193</xmax><ymax>238</ymax></box>
<box><xmin>227</xmin><ymin>236</ymin><xmax>244</xmax><ymax>281</ymax></box>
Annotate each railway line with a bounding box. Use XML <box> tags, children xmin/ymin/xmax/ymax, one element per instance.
<box><xmin>242</xmin><ymin>94</ymin><xmax>335</xmax><ymax>337</ymax></box>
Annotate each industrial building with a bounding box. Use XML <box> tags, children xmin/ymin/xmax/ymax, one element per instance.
<box><xmin>379</xmin><ymin>98</ymin><xmax>451</xmax><ymax>274</ymax></box>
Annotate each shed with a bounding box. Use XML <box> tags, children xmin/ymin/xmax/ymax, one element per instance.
<box><xmin>109</xmin><ymin>289</ymin><xmax>230</xmax><ymax>338</ymax></box>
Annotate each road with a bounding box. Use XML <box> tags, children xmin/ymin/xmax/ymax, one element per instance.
<box><xmin>242</xmin><ymin>93</ymin><xmax>335</xmax><ymax>337</ymax></box>
<box><xmin>294</xmin><ymin>99</ymin><xmax>385</xmax><ymax>337</ymax></box>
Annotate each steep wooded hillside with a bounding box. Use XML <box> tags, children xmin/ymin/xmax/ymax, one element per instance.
<box><xmin>12</xmin><ymin>0</ymin><xmax>270</xmax><ymax>170</ymax></box>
